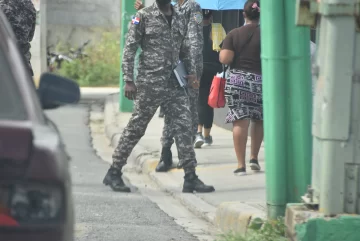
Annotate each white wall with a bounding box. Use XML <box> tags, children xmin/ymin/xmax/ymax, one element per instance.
<box><xmin>145</xmin><ymin>0</ymin><xmax>155</xmax><ymax>7</ymax></box>
<box><xmin>46</xmin><ymin>0</ymin><xmax>121</xmax><ymax>46</ymax></box>
<box><xmin>30</xmin><ymin>0</ymin><xmax>121</xmax><ymax>78</ymax></box>
<box><xmin>30</xmin><ymin>0</ymin><xmax>41</xmax><ymax>81</ymax></box>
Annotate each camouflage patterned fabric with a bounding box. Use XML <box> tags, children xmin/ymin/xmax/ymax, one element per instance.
<box><xmin>112</xmin><ymin>2</ymin><xmax>196</xmax><ymax>174</ymax></box>
<box><xmin>178</xmin><ymin>0</ymin><xmax>203</xmax><ymax>79</ymax></box>
<box><xmin>122</xmin><ymin>2</ymin><xmax>192</xmax><ymax>84</ymax></box>
<box><xmin>161</xmin><ymin>88</ymin><xmax>198</xmax><ymax>147</ymax></box>
<box><xmin>0</xmin><ymin>0</ymin><xmax>36</xmax><ymax>75</ymax></box>
<box><xmin>161</xmin><ymin>0</ymin><xmax>203</xmax><ymax>148</ymax></box>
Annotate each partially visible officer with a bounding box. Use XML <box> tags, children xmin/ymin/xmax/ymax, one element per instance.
<box><xmin>0</xmin><ymin>0</ymin><xmax>36</xmax><ymax>76</ymax></box>
<box><xmin>0</xmin><ymin>0</ymin><xmax>72</xmax><ymax>161</ymax></box>
<box><xmin>103</xmin><ymin>0</ymin><xmax>215</xmax><ymax>194</ymax></box>
<box><xmin>135</xmin><ymin>0</ymin><xmax>204</xmax><ymax>172</ymax></box>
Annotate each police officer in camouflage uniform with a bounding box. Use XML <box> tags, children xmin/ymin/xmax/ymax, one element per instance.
<box><xmin>103</xmin><ymin>0</ymin><xmax>215</xmax><ymax>193</ymax></box>
<box><xmin>0</xmin><ymin>0</ymin><xmax>36</xmax><ymax>76</ymax></box>
<box><xmin>135</xmin><ymin>0</ymin><xmax>204</xmax><ymax>172</ymax></box>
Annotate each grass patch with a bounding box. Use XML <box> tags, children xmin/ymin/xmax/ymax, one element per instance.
<box><xmin>56</xmin><ymin>30</ymin><xmax>120</xmax><ymax>87</ymax></box>
<box><xmin>216</xmin><ymin>218</ymin><xmax>288</xmax><ymax>241</ymax></box>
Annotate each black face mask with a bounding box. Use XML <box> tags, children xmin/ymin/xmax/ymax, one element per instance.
<box><xmin>157</xmin><ymin>0</ymin><xmax>171</xmax><ymax>6</ymax></box>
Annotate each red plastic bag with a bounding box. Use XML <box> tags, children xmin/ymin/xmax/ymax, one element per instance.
<box><xmin>208</xmin><ymin>73</ymin><xmax>226</xmax><ymax>108</ymax></box>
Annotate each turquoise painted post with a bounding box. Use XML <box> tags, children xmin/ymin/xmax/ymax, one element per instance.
<box><xmin>261</xmin><ymin>0</ymin><xmax>288</xmax><ymax>218</ymax></box>
<box><xmin>119</xmin><ymin>0</ymin><xmax>136</xmax><ymax>112</ymax></box>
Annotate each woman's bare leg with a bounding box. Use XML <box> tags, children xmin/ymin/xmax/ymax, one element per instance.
<box><xmin>233</xmin><ymin>119</ymin><xmax>250</xmax><ymax>169</ymax></box>
<box><xmin>250</xmin><ymin>120</ymin><xmax>264</xmax><ymax>160</ymax></box>
<box><xmin>197</xmin><ymin>125</ymin><xmax>203</xmax><ymax>134</ymax></box>
<box><xmin>204</xmin><ymin>128</ymin><xmax>211</xmax><ymax>137</ymax></box>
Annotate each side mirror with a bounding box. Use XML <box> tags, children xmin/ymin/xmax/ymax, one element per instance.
<box><xmin>37</xmin><ymin>73</ymin><xmax>81</xmax><ymax>110</ymax></box>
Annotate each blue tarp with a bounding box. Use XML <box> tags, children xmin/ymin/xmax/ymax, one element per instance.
<box><xmin>196</xmin><ymin>0</ymin><xmax>247</xmax><ymax>10</ymax></box>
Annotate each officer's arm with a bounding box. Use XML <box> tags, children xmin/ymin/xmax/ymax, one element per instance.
<box><xmin>0</xmin><ymin>1</ymin><xmax>14</xmax><ymax>29</ymax></box>
<box><xmin>122</xmin><ymin>12</ymin><xmax>145</xmax><ymax>82</ymax></box>
<box><xmin>187</xmin><ymin>3</ymin><xmax>204</xmax><ymax>80</ymax></box>
<box><xmin>134</xmin><ymin>0</ymin><xmax>145</xmax><ymax>10</ymax></box>
<box><xmin>28</xmin><ymin>4</ymin><xmax>37</xmax><ymax>42</ymax></box>
<box><xmin>0</xmin><ymin>1</ymin><xmax>7</xmax><ymax>12</ymax></box>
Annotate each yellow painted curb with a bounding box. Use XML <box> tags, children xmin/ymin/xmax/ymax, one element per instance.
<box><xmin>215</xmin><ymin>202</ymin><xmax>266</xmax><ymax>235</ymax></box>
<box><xmin>33</xmin><ymin>76</ymin><xmax>40</xmax><ymax>87</ymax></box>
<box><xmin>141</xmin><ymin>158</ymin><xmax>160</xmax><ymax>174</ymax></box>
<box><xmin>169</xmin><ymin>164</ymin><xmax>236</xmax><ymax>173</ymax></box>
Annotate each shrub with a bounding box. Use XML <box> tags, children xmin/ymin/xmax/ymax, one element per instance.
<box><xmin>56</xmin><ymin>30</ymin><xmax>120</xmax><ymax>87</ymax></box>
<box><xmin>216</xmin><ymin>218</ymin><xmax>287</xmax><ymax>241</ymax></box>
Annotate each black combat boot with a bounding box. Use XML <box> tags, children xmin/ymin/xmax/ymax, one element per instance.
<box><xmin>103</xmin><ymin>167</ymin><xmax>131</xmax><ymax>192</ymax></box>
<box><xmin>182</xmin><ymin>172</ymin><xmax>215</xmax><ymax>193</ymax></box>
<box><xmin>155</xmin><ymin>147</ymin><xmax>173</xmax><ymax>172</ymax></box>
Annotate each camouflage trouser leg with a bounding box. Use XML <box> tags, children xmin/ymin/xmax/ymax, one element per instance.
<box><xmin>161</xmin><ymin>108</ymin><xmax>174</xmax><ymax>148</ymax></box>
<box><xmin>188</xmin><ymin>88</ymin><xmax>199</xmax><ymax>139</ymax></box>
<box><xmin>112</xmin><ymin>84</ymin><xmax>159</xmax><ymax>170</ymax></box>
<box><xmin>113</xmin><ymin>83</ymin><xmax>196</xmax><ymax>174</ymax></box>
<box><xmin>161</xmin><ymin>88</ymin><xmax>199</xmax><ymax>148</ymax></box>
<box><xmin>161</xmin><ymin>87</ymin><xmax>197</xmax><ymax>174</ymax></box>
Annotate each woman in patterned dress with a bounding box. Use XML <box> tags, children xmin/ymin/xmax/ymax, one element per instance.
<box><xmin>219</xmin><ymin>0</ymin><xmax>262</xmax><ymax>176</ymax></box>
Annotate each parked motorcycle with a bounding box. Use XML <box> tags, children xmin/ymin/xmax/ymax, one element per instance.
<box><xmin>47</xmin><ymin>45</ymin><xmax>73</xmax><ymax>72</ymax></box>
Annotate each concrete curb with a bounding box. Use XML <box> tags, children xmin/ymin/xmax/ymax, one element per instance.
<box><xmin>103</xmin><ymin>94</ymin><xmax>267</xmax><ymax>235</ymax></box>
<box><xmin>215</xmin><ymin>202</ymin><xmax>267</xmax><ymax>234</ymax></box>
<box><xmin>147</xmin><ymin>171</ymin><xmax>217</xmax><ymax>224</ymax></box>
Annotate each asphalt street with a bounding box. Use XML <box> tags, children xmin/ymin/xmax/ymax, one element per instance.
<box><xmin>45</xmin><ymin>99</ymin><xmax>199</xmax><ymax>241</ymax></box>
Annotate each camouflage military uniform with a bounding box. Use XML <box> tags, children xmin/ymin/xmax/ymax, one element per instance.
<box><xmin>0</xmin><ymin>0</ymin><xmax>36</xmax><ymax>76</ymax></box>
<box><xmin>161</xmin><ymin>0</ymin><xmax>203</xmax><ymax>148</ymax></box>
<box><xmin>112</xmin><ymin>2</ymin><xmax>196</xmax><ymax>173</ymax></box>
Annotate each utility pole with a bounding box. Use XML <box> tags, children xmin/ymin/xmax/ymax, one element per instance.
<box><xmin>312</xmin><ymin>0</ymin><xmax>357</xmax><ymax>216</ymax></box>
<box><xmin>261</xmin><ymin>0</ymin><xmax>289</xmax><ymax>218</ymax></box>
<box><xmin>297</xmin><ymin>0</ymin><xmax>359</xmax><ymax>216</ymax></box>
<box><xmin>285</xmin><ymin>1</ymin><xmax>360</xmax><ymax>240</ymax></box>
<box><xmin>261</xmin><ymin>0</ymin><xmax>312</xmax><ymax>219</ymax></box>
<box><xmin>284</xmin><ymin>0</ymin><xmax>313</xmax><ymax>204</ymax></box>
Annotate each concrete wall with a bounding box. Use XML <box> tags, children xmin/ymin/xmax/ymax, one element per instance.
<box><xmin>145</xmin><ymin>0</ymin><xmax>155</xmax><ymax>7</ymax></box>
<box><xmin>30</xmin><ymin>0</ymin><xmax>41</xmax><ymax>82</ymax></box>
<box><xmin>46</xmin><ymin>0</ymin><xmax>121</xmax><ymax>46</ymax></box>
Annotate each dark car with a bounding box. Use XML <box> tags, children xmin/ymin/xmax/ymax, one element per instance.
<box><xmin>0</xmin><ymin>9</ymin><xmax>80</xmax><ymax>241</ymax></box>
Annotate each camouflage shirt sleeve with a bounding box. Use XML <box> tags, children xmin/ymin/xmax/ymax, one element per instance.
<box><xmin>122</xmin><ymin>11</ymin><xmax>145</xmax><ymax>82</ymax></box>
<box><xmin>0</xmin><ymin>0</ymin><xmax>36</xmax><ymax>63</ymax></box>
<box><xmin>28</xmin><ymin>13</ymin><xmax>36</xmax><ymax>42</ymax></box>
<box><xmin>186</xmin><ymin>2</ymin><xmax>203</xmax><ymax>79</ymax></box>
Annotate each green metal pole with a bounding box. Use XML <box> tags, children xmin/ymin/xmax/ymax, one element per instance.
<box><xmin>284</xmin><ymin>0</ymin><xmax>312</xmax><ymax>202</ymax></box>
<box><xmin>261</xmin><ymin>0</ymin><xmax>288</xmax><ymax>218</ymax></box>
<box><xmin>119</xmin><ymin>0</ymin><xmax>136</xmax><ymax>112</ymax></box>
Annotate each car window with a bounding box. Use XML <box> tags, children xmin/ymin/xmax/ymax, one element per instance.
<box><xmin>0</xmin><ymin>49</ymin><xmax>27</xmax><ymax>120</ymax></box>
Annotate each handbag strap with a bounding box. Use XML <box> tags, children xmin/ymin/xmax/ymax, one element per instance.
<box><xmin>222</xmin><ymin>64</ymin><xmax>229</xmax><ymax>79</ymax></box>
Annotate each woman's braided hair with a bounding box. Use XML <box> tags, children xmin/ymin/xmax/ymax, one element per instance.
<box><xmin>244</xmin><ymin>0</ymin><xmax>260</xmax><ymax>20</ymax></box>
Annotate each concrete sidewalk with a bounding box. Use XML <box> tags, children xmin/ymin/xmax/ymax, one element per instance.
<box><xmin>103</xmin><ymin>93</ymin><xmax>267</xmax><ymax>235</ymax></box>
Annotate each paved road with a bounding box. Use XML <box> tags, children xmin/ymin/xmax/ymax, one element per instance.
<box><xmin>46</xmin><ymin>100</ymin><xmax>198</xmax><ymax>241</ymax></box>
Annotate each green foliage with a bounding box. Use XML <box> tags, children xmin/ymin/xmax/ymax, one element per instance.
<box><xmin>56</xmin><ymin>31</ymin><xmax>120</xmax><ymax>87</ymax></box>
<box><xmin>216</xmin><ymin>218</ymin><xmax>288</xmax><ymax>241</ymax></box>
